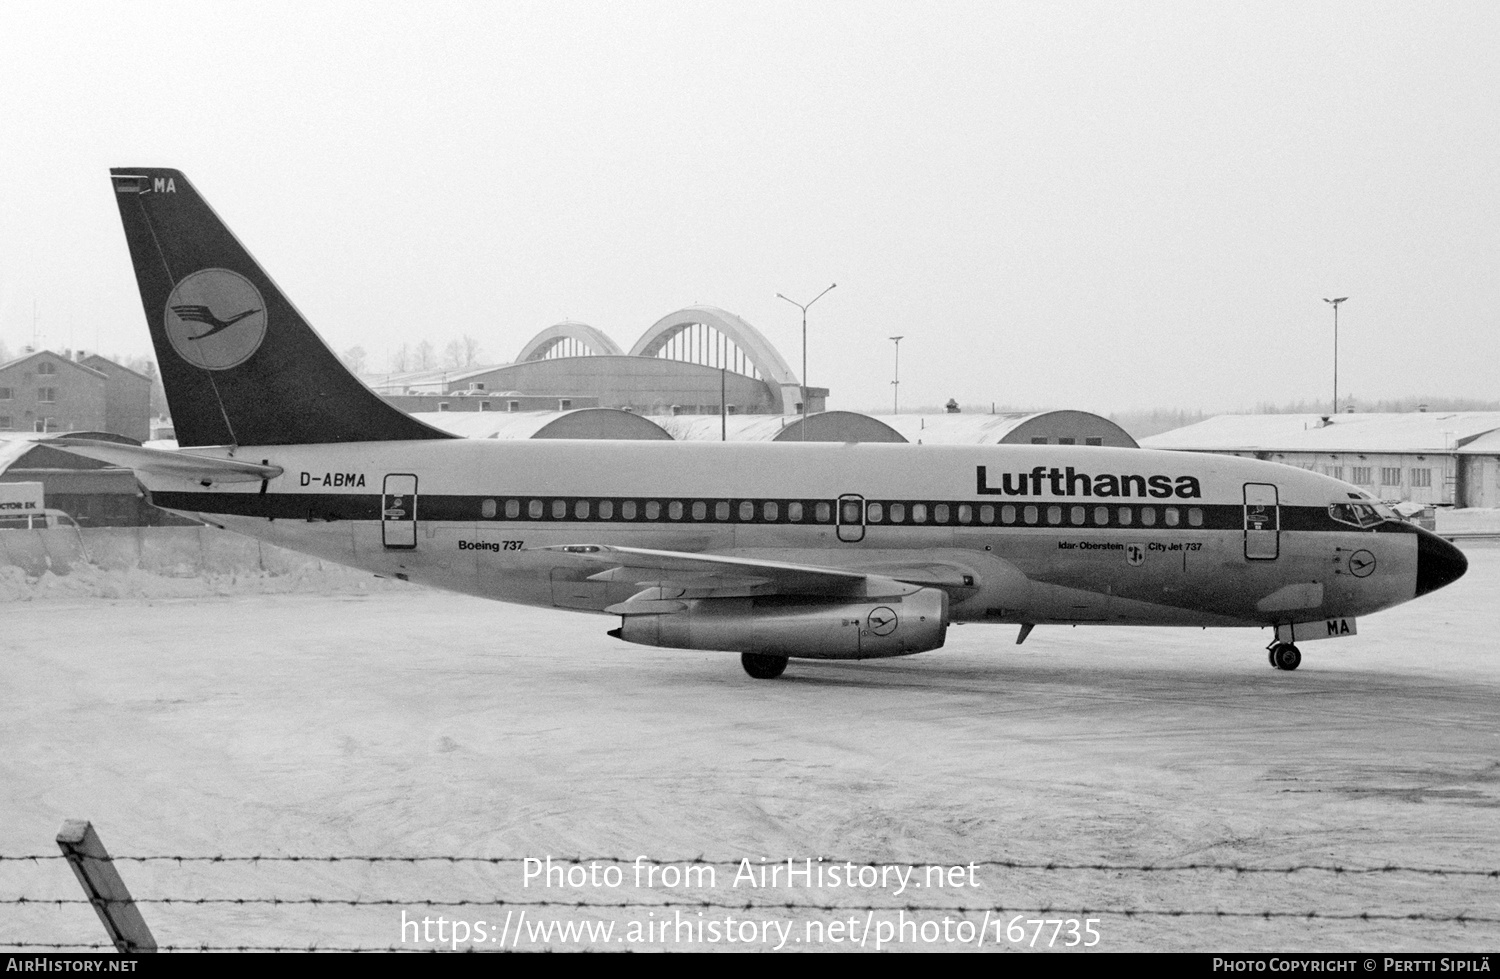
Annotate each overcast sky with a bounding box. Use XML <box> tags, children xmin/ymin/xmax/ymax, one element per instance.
<box><xmin>1</xmin><ymin>1</ymin><xmax>1496</xmax><ymax>414</ymax></box>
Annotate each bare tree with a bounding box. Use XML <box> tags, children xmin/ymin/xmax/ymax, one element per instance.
<box><xmin>443</xmin><ymin>338</ymin><xmax>465</xmax><ymax>369</ymax></box>
<box><xmin>0</xmin><ymin>339</ymin><xmax>10</xmax><ymax>364</ymax></box>
<box><xmin>415</xmin><ymin>339</ymin><xmax>436</xmax><ymax>370</ymax></box>
<box><xmin>461</xmin><ymin>334</ymin><xmax>483</xmax><ymax>367</ymax></box>
<box><xmin>340</xmin><ymin>345</ymin><xmax>368</xmax><ymax>375</ymax></box>
<box><xmin>388</xmin><ymin>344</ymin><xmax>411</xmax><ymax>372</ymax></box>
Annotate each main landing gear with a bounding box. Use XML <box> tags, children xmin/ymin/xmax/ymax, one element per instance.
<box><xmin>741</xmin><ymin>652</ymin><xmax>789</xmax><ymax>680</ymax></box>
<box><xmin>1267</xmin><ymin>641</ymin><xmax>1302</xmax><ymax>671</ymax></box>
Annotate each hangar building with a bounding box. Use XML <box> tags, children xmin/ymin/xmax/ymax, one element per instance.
<box><xmin>367</xmin><ymin>306</ymin><xmax>826</xmax><ymax>416</ymax></box>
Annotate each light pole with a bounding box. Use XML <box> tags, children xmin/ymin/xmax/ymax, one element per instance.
<box><xmin>777</xmin><ymin>285</ymin><xmax>835</xmax><ymax>431</ymax></box>
<box><xmin>889</xmin><ymin>336</ymin><xmax>903</xmax><ymax>414</ymax></box>
<box><xmin>1324</xmin><ymin>297</ymin><xmax>1348</xmax><ymax>413</ymax></box>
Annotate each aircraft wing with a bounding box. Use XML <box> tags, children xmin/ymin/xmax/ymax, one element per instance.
<box><xmin>537</xmin><ymin>544</ymin><xmax>977</xmax><ymax>613</ymax></box>
<box><xmin>45</xmin><ymin>438</ymin><xmax>283</xmax><ymax>484</ymax></box>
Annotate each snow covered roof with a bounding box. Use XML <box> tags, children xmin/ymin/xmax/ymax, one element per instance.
<box><xmin>409</xmin><ymin>408</ymin><xmax>670</xmax><ymax>440</ymax></box>
<box><xmin>1141</xmin><ymin>412</ymin><xmax>1500</xmax><ymax>454</ymax></box>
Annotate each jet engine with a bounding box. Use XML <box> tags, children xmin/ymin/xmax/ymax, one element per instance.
<box><xmin>608</xmin><ymin>587</ymin><xmax>948</xmax><ymax>659</ymax></box>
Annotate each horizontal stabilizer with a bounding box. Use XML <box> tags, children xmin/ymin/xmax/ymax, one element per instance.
<box><xmin>46</xmin><ymin>438</ymin><xmax>282</xmax><ymax>484</ymax></box>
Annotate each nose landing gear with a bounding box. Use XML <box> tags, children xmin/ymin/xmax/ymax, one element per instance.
<box><xmin>1266</xmin><ymin>641</ymin><xmax>1302</xmax><ymax>671</ymax></box>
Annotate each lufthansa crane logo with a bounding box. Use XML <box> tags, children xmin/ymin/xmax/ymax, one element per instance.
<box><xmin>163</xmin><ymin>268</ymin><xmax>268</xmax><ymax>370</ymax></box>
<box><xmin>867</xmin><ymin>606</ymin><xmax>899</xmax><ymax>636</ymax></box>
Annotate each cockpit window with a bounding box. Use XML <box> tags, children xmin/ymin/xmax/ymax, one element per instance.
<box><xmin>1328</xmin><ymin>502</ymin><xmax>1394</xmax><ymax>528</ymax></box>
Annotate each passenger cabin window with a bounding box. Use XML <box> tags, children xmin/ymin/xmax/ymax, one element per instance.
<box><xmin>669</xmin><ymin>502</ymin><xmax>684</xmax><ymax>520</ymax></box>
<box><xmin>1001</xmin><ymin>505</ymin><xmax>1016</xmax><ymax>524</ymax></box>
<box><xmin>1118</xmin><ymin>507</ymin><xmax>1132</xmax><ymax>525</ymax></box>
<box><xmin>867</xmin><ymin>502</ymin><xmax>884</xmax><ymax>523</ymax></box>
<box><xmin>694</xmin><ymin>502</ymin><xmax>709</xmax><ymax>520</ymax></box>
<box><xmin>505</xmin><ymin>500</ymin><xmax>520</xmax><ymax>519</ymax></box>
<box><xmin>980</xmin><ymin>505</ymin><xmax>996</xmax><ymax>524</ymax></box>
<box><xmin>481</xmin><ymin>499</ymin><xmax>497</xmax><ymax>519</ymax></box>
<box><xmin>528</xmin><ymin>500</ymin><xmax>543</xmax><ymax>519</ymax></box>
<box><xmin>1071</xmin><ymin>505</ymin><xmax>1085</xmax><ymax>524</ymax></box>
<box><xmin>1140</xmin><ymin>507</ymin><xmax>1156</xmax><ymax>526</ymax></box>
<box><xmin>1188</xmin><ymin>507</ymin><xmax>1203</xmax><ymax>527</ymax></box>
<box><xmin>644</xmin><ymin>501</ymin><xmax>660</xmax><ymax>520</ymax></box>
<box><xmin>958</xmin><ymin>504</ymin><xmax>973</xmax><ymax>524</ymax></box>
<box><xmin>622</xmin><ymin>501</ymin><xmax>637</xmax><ymax>520</ymax></box>
<box><xmin>815</xmin><ymin>502</ymin><xmax>831</xmax><ymax>523</ymax></box>
<box><xmin>889</xmin><ymin>503</ymin><xmax>905</xmax><ymax>523</ymax></box>
<box><xmin>1046</xmin><ymin>505</ymin><xmax>1062</xmax><ymax>525</ymax></box>
<box><xmin>1023</xmin><ymin>505</ymin><xmax>1038</xmax><ymax>524</ymax></box>
<box><xmin>551</xmin><ymin>499</ymin><xmax>567</xmax><ymax>519</ymax></box>
<box><xmin>1094</xmin><ymin>506</ymin><xmax>1109</xmax><ymax>525</ymax></box>
<box><xmin>788</xmin><ymin>502</ymin><xmax>803</xmax><ymax>522</ymax></box>
<box><xmin>763</xmin><ymin>502</ymin><xmax>778</xmax><ymax>521</ymax></box>
<box><xmin>598</xmin><ymin>500</ymin><xmax>614</xmax><ymax>520</ymax></box>
<box><xmin>842</xmin><ymin>500</ymin><xmax>861</xmax><ymax>523</ymax></box>
<box><xmin>574</xmin><ymin>500</ymin><xmax>590</xmax><ymax>519</ymax></box>
<box><xmin>1164</xmin><ymin>507</ymin><xmax>1180</xmax><ymax>527</ymax></box>
<box><xmin>934</xmin><ymin>504</ymin><xmax>950</xmax><ymax>523</ymax></box>
<box><xmin>739</xmin><ymin>501</ymin><xmax>753</xmax><ymax>521</ymax></box>
<box><xmin>911</xmin><ymin>503</ymin><xmax>928</xmax><ymax>524</ymax></box>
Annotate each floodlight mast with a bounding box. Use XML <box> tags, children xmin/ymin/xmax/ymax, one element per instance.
<box><xmin>776</xmin><ymin>283</ymin><xmax>836</xmax><ymax>437</ymax></box>
<box><xmin>1324</xmin><ymin>297</ymin><xmax>1348</xmax><ymax>413</ymax></box>
<box><xmin>889</xmin><ymin>336</ymin><xmax>904</xmax><ymax>414</ymax></box>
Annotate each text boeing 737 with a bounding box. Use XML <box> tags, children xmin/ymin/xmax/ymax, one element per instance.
<box><xmin>50</xmin><ymin>168</ymin><xmax>1468</xmax><ymax>679</ymax></box>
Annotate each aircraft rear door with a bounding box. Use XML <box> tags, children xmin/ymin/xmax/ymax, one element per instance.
<box><xmin>382</xmin><ymin>474</ymin><xmax>418</xmax><ymax>549</ymax></box>
<box><xmin>1243</xmin><ymin>482</ymin><xmax>1279</xmax><ymax>560</ymax></box>
<box><xmin>836</xmin><ymin>494</ymin><xmax>866</xmax><ymax>543</ymax></box>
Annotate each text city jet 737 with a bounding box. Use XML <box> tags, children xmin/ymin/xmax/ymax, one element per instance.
<box><xmin>51</xmin><ymin>169</ymin><xmax>1468</xmax><ymax>679</ymax></box>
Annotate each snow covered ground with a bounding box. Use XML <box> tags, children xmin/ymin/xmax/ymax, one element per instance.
<box><xmin>2</xmin><ymin>545</ymin><xmax>1497</xmax><ymax>952</ymax></box>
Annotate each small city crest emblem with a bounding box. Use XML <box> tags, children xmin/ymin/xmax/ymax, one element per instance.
<box><xmin>163</xmin><ymin>268</ymin><xmax>268</xmax><ymax>370</ymax></box>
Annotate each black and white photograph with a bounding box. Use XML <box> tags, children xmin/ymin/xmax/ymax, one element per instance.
<box><xmin>1</xmin><ymin>0</ymin><xmax>1497</xmax><ymax>958</ymax></box>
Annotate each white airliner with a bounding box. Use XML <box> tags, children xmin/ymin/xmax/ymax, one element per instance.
<box><xmin>52</xmin><ymin>168</ymin><xmax>1468</xmax><ymax>679</ymax></box>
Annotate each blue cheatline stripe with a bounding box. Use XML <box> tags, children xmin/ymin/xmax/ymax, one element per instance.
<box><xmin>149</xmin><ymin>491</ymin><xmax>1396</xmax><ymax>536</ymax></box>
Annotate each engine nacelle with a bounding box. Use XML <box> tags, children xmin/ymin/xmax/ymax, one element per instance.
<box><xmin>609</xmin><ymin>587</ymin><xmax>948</xmax><ymax>659</ymax></box>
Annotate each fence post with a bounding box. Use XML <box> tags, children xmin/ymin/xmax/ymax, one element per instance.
<box><xmin>55</xmin><ymin>820</ymin><xmax>157</xmax><ymax>953</ymax></box>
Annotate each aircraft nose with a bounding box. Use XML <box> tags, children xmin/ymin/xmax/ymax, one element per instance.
<box><xmin>1415</xmin><ymin>528</ymin><xmax>1467</xmax><ymax>597</ymax></box>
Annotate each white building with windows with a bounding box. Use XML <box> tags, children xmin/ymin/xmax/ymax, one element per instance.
<box><xmin>1141</xmin><ymin>412</ymin><xmax>1500</xmax><ymax>508</ymax></box>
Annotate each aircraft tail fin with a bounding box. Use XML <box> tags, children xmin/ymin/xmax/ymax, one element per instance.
<box><xmin>108</xmin><ymin>168</ymin><xmax>453</xmax><ymax>447</ymax></box>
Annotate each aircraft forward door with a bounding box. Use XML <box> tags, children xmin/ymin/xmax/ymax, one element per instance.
<box><xmin>382</xmin><ymin>474</ymin><xmax>418</xmax><ymax>549</ymax></box>
<box><xmin>1243</xmin><ymin>482</ymin><xmax>1280</xmax><ymax>560</ymax></box>
<box><xmin>836</xmin><ymin>494</ymin><xmax>865</xmax><ymax>543</ymax></box>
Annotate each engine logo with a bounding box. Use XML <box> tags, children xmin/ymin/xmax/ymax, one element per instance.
<box><xmin>867</xmin><ymin>606</ymin><xmax>898</xmax><ymax>636</ymax></box>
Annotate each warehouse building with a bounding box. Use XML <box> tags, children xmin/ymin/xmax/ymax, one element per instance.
<box><xmin>1141</xmin><ymin>412</ymin><xmax>1500</xmax><ymax>507</ymax></box>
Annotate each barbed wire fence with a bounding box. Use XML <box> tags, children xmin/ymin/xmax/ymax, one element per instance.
<box><xmin>7</xmin><ymin>833</ymin><xmax>1498</xmax><ymax>952</ymax></box>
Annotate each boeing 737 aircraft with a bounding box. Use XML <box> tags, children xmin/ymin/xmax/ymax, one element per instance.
<box><xmin>52</xmin><ymin>168</ymin><xmax>1468</xmax><ymax>679</ymax></box>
